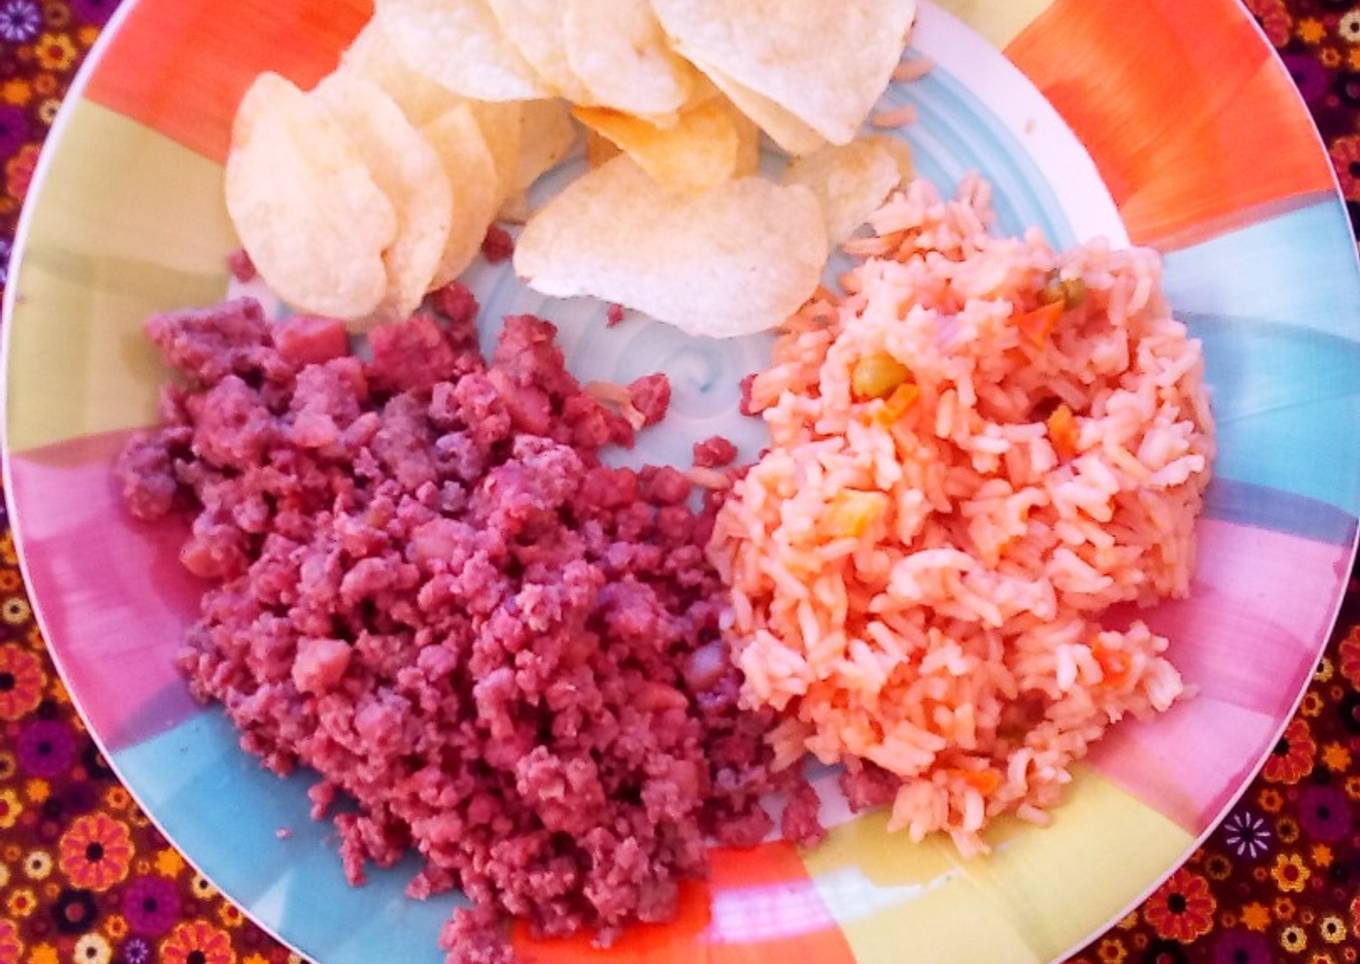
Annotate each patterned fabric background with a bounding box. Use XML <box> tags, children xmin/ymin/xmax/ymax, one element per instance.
<box><xmin>0</xmin><ymin>3</ymin><xmax>1357</xmax><ymax>963</ymax></box>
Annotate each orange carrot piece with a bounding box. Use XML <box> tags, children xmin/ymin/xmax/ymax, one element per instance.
<box><xmin>1046</xmin><ymin>402</ymin><xmax>1079</xmax><ymax>457</ymax></box>
<box><xmin>878</xmin><ymin>382</ymin><xmax>921</xmax><ymax>423</ymax></box>
<box><xmin>1015</xmin><ymin>301</ymin><xmax>1064</xmax><ymax>348</ymax></box>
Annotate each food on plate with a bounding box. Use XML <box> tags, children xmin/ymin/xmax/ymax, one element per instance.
<box><xmin>421</xmin><ymin>106</ymin><xmax>502</xmax><ymax>287</ymax></box>
<box><xmin>509</xmin><ymin>99</ymin><xmax>578</xmax><ymax>196</ymax></box>
<box><xmin>687</xmin><ymin>58</ymin><xmax>827</xmax><ymax>156</ymax></box>
<box><xmin>513</xmin><ymin>156</ymin><xmax>828</xmax><ymax>338</ymax></box>
<box><xmin>562</xmin><ymin>0</ymin><xmax>693</xmax><ymax>119</ymax></box>
<box><xmin>314</xmin><ymin>73</ymin><xmax>454</xmax><ymax>323</ymax></box>
<box><xmin>584</xmin><ymin>128</ymin><xmax>621</xmax><ymax>168</ymax></box>
<box><xmin>785</xmin><ymin>138</ymin><xmax>914</xmax><ymax>245</ymax></box>
<box><xmin>339</xmin><ymin>20</ymin><xmax>463</xmax><ymax>126</ymax></box>
<box><xmin>224</xmin><ymin>74</ymin><xmax>398</xmax><ymax>321</ymax></box>
<box><xmin>116</xmin><ymin>293</ymin><xmax>817</xmax><ymax>963</ymax></box>
<box><xmin>376</xmin><ymin>0</ymin><xmax>551</xmax><ymax>101</ymax></box>
<box><xmin>573</xmin><ymin>99</ymin><xmax>740</xmax><ymax>194</ymax></box>
<box><xmin>221</xmin><ymin>0</ymin><xmax>921</xmax><ymax>334</ymax></box>
<box><xmin>651</xmin><ymin>0</ymin><xmax>919</xmax><ymax>144</ymax></box>
<box><xmin>464</xmin><ymin>100</ymin><xmax>524</xmax><ymax>206</ymax></box>
<box><xmin>485</xmin><ymin>0</ymin><xmax>594</xmax><ymax>102</ymax></box>
<box><xmin>710</xmin><ymin>177</ymin><xmax>1215</xmax><ymax>855</ymax></box>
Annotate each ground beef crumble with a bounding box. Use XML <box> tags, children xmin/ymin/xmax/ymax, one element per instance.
<box><xmin>115</xmin><ymin>288</ymin><xmax>816</xmax><ymax>963</ymax></box>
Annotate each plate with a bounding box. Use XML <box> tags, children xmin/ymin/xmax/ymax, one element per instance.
<box><xmin>5</xmin><ymin>1</ymin><xmax>1360</xmax><ymax>961</ymax></box>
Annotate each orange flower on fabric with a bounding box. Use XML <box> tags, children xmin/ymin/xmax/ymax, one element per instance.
<box><xmin>160</xmin><ymin>920</ymin><xmax>236</xmax><ymax>964</ymax></box>
<box><xmin>0</xmin><ymin>918</ymin><xmax>22</xmax><ymax>964</ymax></box>
<box><xmin>1245</xmin><ymin>0</ymin><xmax>1292</xmax><ymax>47</ymax></box>
<box><xmin>1095</xmin><ymin>938</ymin><xmax>1126</xmax><ymax>964</ymax></box>
<box><xmin>1272</xmin><ymin>852</ymin><xmax>1311</xmax><ymax>893</ymax></box>
<box><xmin>1298</xmin><ymin>17</ymin><xmax>1327</xmax><ymax>44</ymax></box>
<box><xmin>0</xmin><ymin>644</ymin><xmax>43</xmax><ymax>720</ymax></box>
<box><xmin>1341</xmin><ymin>625</ymin><xmax>1360</xmax><ymax>686</ymax></box>
<box><xmin>1241</xmin><ymin>901</ymin><xmax>1271</xmax><ymax>932</ymax></box>
<box><xmin>1142</xmin><ymin>869</ymin><xmax>1216</xmax><ymax>943</ymax></box>
<box><xmin>58</xmin><ymin>814</ymin><xmax>132</xmax><ymax>891</ymax></box>
<box><xmin>5</xmin><ymin>888</ymin><xmax>35</xmax><ymax>918</ymax></box>
<box><xmin>1264</xmin><ymin>719</ymin><xmax>1315</xmax><ymax>784</ymax></box>
<box><xmin>1</xmin><ymin>80</ymin><xmax>30</xmax><ymax>107</ymax></box>
<box><xmin>1321</xmin><ymin>742</ymin><xmax>1352</xmax><ymax>772</ymax></box>
<box><xmin>154</xmin><ymin>848</ymin><xmax>184</xmax><ymax>878</ymax></box>
<box><xmin>0</xmin><ymin>790</ymin><xmax>21</xmax><ymax>831</ymax></box>
<box><xmin>33</xmin><ymin>32</ymin><xmax>75</xmax><ymax>71</ymax></box>
<box><xmin>4</xmin><ymin>143</ymin><xmax>39</xmax><ymax>204</ymax></box>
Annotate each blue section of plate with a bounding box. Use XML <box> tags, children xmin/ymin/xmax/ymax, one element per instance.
<box><xmin>114</xmin><ymin>712</ymin><xmax>454</xmax><ymax>963</ymax></box>
<box><xmin>1160</xmin><ymin>197</ymin><xmax>1360</xmax><ymax>516</ymax></box>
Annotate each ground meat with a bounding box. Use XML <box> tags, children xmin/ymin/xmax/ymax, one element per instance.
<box><xmin>692</xmin><ymin>436</ymin><xmax>738</xmax><ymax>469</ymax></box>
<box><xmin>119</xmin><ymin>299</ymin><xmax>790</xmax><ymax>963</ymax></box>
<box><xmin>738</xmin><ymin>374</ymin><xmax>758</xmax><ymax>417</ymax></box>
<box><xmin>780</xmin><ymin>779</ymin><xmax>826</xmax><ymax>849</ymax></box>
<box><xmin>228</xmin><ymin>248</ymin><xmax>257</xmax><ymax>283</ymax></box>
<box><xmin>481</xmin><ymin>225</ymin><xmax>515</xmax><ymax>264</ymax></box>
<box><xmin>627</xmin><ymin>374</ymin><xmax>670</xmax><ymax>427</ymax></box>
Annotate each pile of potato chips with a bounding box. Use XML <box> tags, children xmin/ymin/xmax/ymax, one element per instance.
<box><xmin>225</xmin><ymin>0</ymin><xmax>919</xmax><ymax>335</ymax></box>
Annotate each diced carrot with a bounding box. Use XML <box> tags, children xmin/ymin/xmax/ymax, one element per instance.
<box><xmin>878</xmin><ymin>382</ymin><xmax>921</xmax><ymax>423</ymax></box>
<box><xmin>827</xmin><ymin>491</ymin><xmax>890</xmax><ymax>538</ymax></box>
<box><xmin>1046</xmin><ymin>402</ymin><xmax>1079</xmax><ymax>457</ymax></box>
<box><xmin>948</xmin><ymin>768</ymin><xmax>1002</xmax><ymax>796</ymax></box>
<box><xmin>1094</xmin><ymin>646</ymin><xmax>1132</xmax><ymax>686</ymax></box>
<box><xmin>1015</xmin><ymin>301</ymin><xmax>1064</xmax><ymax>348</ymax></box>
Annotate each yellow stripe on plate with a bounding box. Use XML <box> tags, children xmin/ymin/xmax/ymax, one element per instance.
<box><xmin>931</xmin><ymin>0</ymin><xmax>1055</xmax><ymax>50</ymax></box>
<box><xmin>8</xmin><ymin>100</ymin><xmax>233</xmax><ymax>455</ymax></box>
<box><xmin>803</xmin><ymin>814</ymin><xmax>1041</xmax><ymax>964</ymax></box>
<box><xmin>802</xmin><ymin>766</ymin><xmax>1193</xmax><ymax>963</ymax></box>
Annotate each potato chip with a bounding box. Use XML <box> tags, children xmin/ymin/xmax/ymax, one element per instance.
<box><xmin>730</xmin><ymin>101</ymin><xmax>762</xmax><ymax>176</ymax></box>
<box><xmin>585</xmin><ymin>129</ymin><xmax>622</xmax><ymax>168</ymax></box>
<box><xmin>466</xmin><ymin>100</ymin><xmax>524</xmax><ymax>205</ymax></box>
<box><xmin>314</xmin><ymin>74</ymin><xmax>453</xmax><ymax>324</ymax></box>
<box><xmin>512</xmin><ymin>99</ymin><xmax>578</xmax><ymax>193</ymax></box>
<box><xmin>339</xmin><ymin>20</ymin><xmax>461</xmax><ymax>126</ymax></box>
<box><xmin>688</xmin><ymin>57</ymin><xmax>826</xmax><ymax>156</ymax></box>
<box><xmin>376</xmin><ymin>0</ymin><xmax>550</xmax><ymax>101</ymax></box>
<box><xmin>498</xmin><ymin>191</ymin><xmax>532</xmax><ymax>224</ymax></box>
<box><xmin>872</xmin><ymin>133</ymin><xmax>916</xmax><ymax>182</ymax></box>
<box><xmin>515</xmin><ymin>156</ymin><xmax>827</xmax><ymax>338</ymax></box>
<box><xmin>573</xmin><ymin>99</ymin><xmax>737</xmax><ymax>193</ymax></box>
<box><xmin>225</xmin><ymin>73</ymin><xmax>397</xmax><ymax>320</ymax></box>
<box><xmin>563</xmin><ymin>0</ymin><xmax>692</xmax><ymax>117</ymax></box>
<box><xmin>486</xmin><ymin>0</ymin><xmax>593</xmax><ymax>102</ymax></box>
<box><xmin>652</xmin><ymin>0</ymin><xmax>918</xmax><ymax>143</ymax></box>
<box><xmin>422</xmin><ymin>105</ymin><xmax>501</xmax><ymax>287</ymax></box>
<box><xmin>785</xmin><ymin>139</ymin><xmax>907</xmax><ymax>245</ymax></box>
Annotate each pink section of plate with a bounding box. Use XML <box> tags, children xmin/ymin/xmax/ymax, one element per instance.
<box><xmin>1087</xmin><ymin>518</ymin><xmax>1351</xmax><ymax>834</ymax></box>
<box><xmin>9</xmin><ymin>430</ymin><xmax>204</xmax><ymax>751</ymax></box>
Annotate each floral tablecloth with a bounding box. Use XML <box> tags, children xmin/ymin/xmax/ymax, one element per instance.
<box><xmin>1</xmin><ymin>2</ymin><xmax>1359</xmax><ymax>963</ymax></box>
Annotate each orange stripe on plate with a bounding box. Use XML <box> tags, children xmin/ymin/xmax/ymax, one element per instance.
<box><xmin>1007</xmin><ymin>0</ymin><xmax>1333</xmax><ymax>249</ymax></box>
<box><xmin>84</xmin><ymin>0</ymin><xmax>372</xmax><ymax>163</ymax></box>
<box><xmin>706</xmin><ymin>844</ymin><xmax>856</xmax><ymax>964</ymax></box>
<box><xmin>509</xmin><ymin>843</ymin><xmax>853</xmax><ymax>963</ymax></box>
<box><xmin>511</xmin><ymin>880</ymin><xmax>711</xmax><ymax>964</ymax></box>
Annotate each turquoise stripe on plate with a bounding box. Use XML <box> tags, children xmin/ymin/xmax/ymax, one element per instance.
<box><xmin>1191</xmin><ymin>315</ymin><xmax>1360</xmax><ymax>516</ymax></box>
<box><xmin>114</xmin><ymin>712</ymin><xmax>450</xmax><ymax>963</ymax></box>
<box><xmin>1163</xmin><ymin>196</ymin><xmax>1360</xmax><ymax>342</ymax></box>
<box><xmin>885</xmin><ymin>58</ymin><xmax>1077</xmax><ymax>249</ymax></box>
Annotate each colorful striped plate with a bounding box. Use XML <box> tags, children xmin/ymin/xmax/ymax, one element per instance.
<box><xmin>5</xmin><ymin>1</ymin><xmax>1359</xmax><ymax>961</ymax></box>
